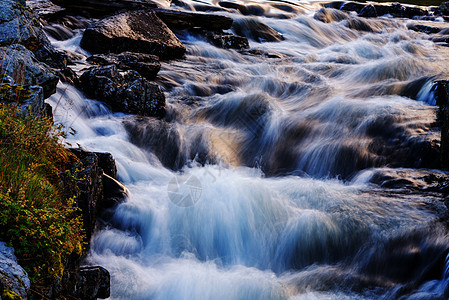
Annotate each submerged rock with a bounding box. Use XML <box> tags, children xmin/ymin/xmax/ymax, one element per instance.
<box><xmin>80</xmin><ymin>10</ymin><xmax>186</xmax><ymax>60</ymax></box>
<box><xmin>232</xmin><ymin>18</ymin><xmax>284</xmax><ymax>43</ymax></box>
<box><xmin>0</xmin><ymin>242</ymin><xmax>30</xmax><ymax>300</ymax></box>
<box><xmin>87</xmin><ymin>52</ymin><xmax>161</xmax><ymax>81</ymax></box>
<box><xmin>0</xmin><ymin>45</ymin><xmax>58</xmax><ymax>99</ymax></box>
<box><xmin>314</xmin><ymin>8</ymin><xmax>349</xmax><ymax>23</ymax></box>
<box><xmin>204</xmin><ymin>32</ymin><xmax>250</xmax><ymax>50</ymax></box>
<box><xmin>79</xmin><ymin>65</ymin><xmax>165</xmax><ymax>117</ymax></box>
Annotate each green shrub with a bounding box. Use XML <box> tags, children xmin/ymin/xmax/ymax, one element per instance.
<box><xmin>0</xmin><ymin>103</ymin><xmax>84</xmax><ymax>285</ymax></box>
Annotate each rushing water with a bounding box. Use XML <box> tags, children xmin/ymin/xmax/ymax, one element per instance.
<box><xmin>47</xmin><ymin>0</ymin><xmax>449</xmax><ymax>299</ymax></box>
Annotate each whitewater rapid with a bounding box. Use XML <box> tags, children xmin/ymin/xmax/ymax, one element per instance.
<box><xmin>48</xmin><ymin>0</ymin><xmax>449</xmax><ymax>298</ymax></box>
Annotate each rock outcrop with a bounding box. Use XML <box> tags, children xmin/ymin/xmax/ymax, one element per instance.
<box><xmin>232</xmin><ymin>18</ymin><xmax>284</xmax><ymax>43</ymax></box>
<box><xmin>80</xmin><ymin>10</ymin><xmax>186</xmax><ymax>60</ymax></box>
<box><xmin>79</xmin><ymin>65</ymin><xmax>165</xmax><ymax>117</ymax></box>
<box><xmin>0</xmin><ymin>44</ymin><xmax>58</xmax><ymax>99</ymax></box>
<box><xmin>0</xmin><ymin>0</ymin><xmax>66</xmax><ymax>68</ymax></box>
<box><xmin>0</xmin><ymin>243</ymin><xmax>30</xmax><ymax>300</ymax></box>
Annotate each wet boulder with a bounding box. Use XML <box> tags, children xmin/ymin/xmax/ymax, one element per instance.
<box><xmin>79</xmin><ymin>65</ymin><xmax>165</xmax><ymax>117</ymax></box>
<box><xmin>154</xmin><ymin>8</ymin><xmax>233</xmax><ymax>31</ymax></box>
<box><xmin>87</xmin><ymin>52</ymin><xmax>161</xmax><ymax>81</ymax></box>
<box><xmin>314</xmin><ymin>8</ymin><xmax>349</xmax><ymax>23</ymax></box>
<box><xmin>0</xmin><ymin>45</ymin><xmax>59</xmax><ymax>99</ymax></box>
<box><xmin>0</xmin><ymin>242</ymin><xmax>30</xmax><ymax>300</ymax></box>
<box><xmin>358</xmin><ymin>4</ymin><xmax>377</xmax><ymax>18</ymax></box>
<box><xmin>232</xmin><ymin>18</ymin><xmax>284</xmax><ymax>43</ymax></box>
<box><xmin>80</xmin><ymin>10</ymin><xmax>186</xmax><ymax>60</ymax></box>
<box><xmin>204</xmin><ymin>32</ymin><xmax>250</xmax><ymax>50</ymax></box>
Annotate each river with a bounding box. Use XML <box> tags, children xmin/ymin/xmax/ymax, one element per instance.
<box><xmin>48</xmin><ymin>0</ymin><xmax>449</xmax><ymax>298</ymax></box>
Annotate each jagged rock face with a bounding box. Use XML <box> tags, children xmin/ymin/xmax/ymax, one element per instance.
<box><xmin>79</xmin><ymin>65</ymin><xmax>166</xmax><ymax>118</ymax></box>
<box><xmin>0</xmin><ymin>242</ymin><xmax>30</xmax><ymax>300</ymax></box>
<box><xmin>0</xmin><ymin>0</ymin><xmax>66</xmax><ymax>68</ymax></box>
<box><xmin>80</xmin><ymin>10</ymin><xmax>186</xmax><ymax>60</ymax></box>
<box><xmin>0</xmin><ymin>45</ymin><xmax>58</xmax><ymax>99</ymax></box>
<box><xmin>0</xmin><ymin>82</ymin><xmax>45</xmax><ymax>116</ymax></box>
<box><xmin>86</xmin><ymin>52</ymin><xmax>161</xmax><ymax>81</ymax></box>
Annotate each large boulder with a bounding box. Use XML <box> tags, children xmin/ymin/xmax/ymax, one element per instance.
<box><xmin>86</xmin><ymin>52</ymin><xmax>161</xmax><ymax>81</ymax></box>
<box><xmin>0</xmin><ymin>0</ymin><xmax>66</xmax><ymax>68</ymax></box>
<box><xmin>80</xmin><ymin>10</ymin><xmax>186</xmax><ymax>60</ymax></box>
<box><xmin>0</xmin><ymin>242</ymin><xmax>30</xmax><ymax>300</ymax></box>
<box><xmin>0</xmin><ymin>45</ymin><xmax>58</xmax><ymax>99</ymax></box>
<box><xmin>79</xmin><ymin>65</ymin><xmax>165</xmax><ymax>117</ymax></box>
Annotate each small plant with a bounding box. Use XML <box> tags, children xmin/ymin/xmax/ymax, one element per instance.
<box><xmin>0</xmin><ymin>103</ymin><xmax>84</xmax><ymax>285</ymax></box>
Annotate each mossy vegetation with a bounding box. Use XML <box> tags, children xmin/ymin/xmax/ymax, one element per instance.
<box><xmin>0</xmin><ymin>103</ymin><xmax>84</xmax><ymax>285</ymax></box>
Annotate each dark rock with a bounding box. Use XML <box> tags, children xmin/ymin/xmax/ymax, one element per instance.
<box><xmin>96</xmin><ymin>152</ymin><xmax>117</xmax><ymax>178</ymax></box>
<box><xmin>218</xmin><ymin>1</ymin><xmax>250</xmax><ymax>14</ymax></box>
<box><xmin>432</xmin><ymin>80</ymin><xmax>449</xmax><ymax>168</ymax></box>
<box><xmin>0</xmin><ymin>0</ymin><xmax>66</xmax><ymax>68</ymax></box>
<box><xmin>58</xmin><ymin>66</ymin><xmax>80</xmax><ymax>85</ymax></box>
<box><xmin>70</xmin><ymin>149</ymin><xmax>104</xmax><ymax>243</ymax></box>
<box><xmin>50</xmin><ymin>0</ymin><xmax>158</xmax><ymax>17</ymax></box>
<box><xmin>435</xmin><ymin>2</ymin><xmax>449</xmax><ymax>16</ymax></box>
<box><xmin>0</xmin><ymin>44</ymin><xmax>59</xmax><ymax>99</ymax></box>
<box><xmin>205</xmin><ymin>32</ymin><xmax>249</xmax><ymax>49</ymax></box>
<box><xmin>0</xmin><ymin>242</ymin><xmax>30</xmax><ymax>300</ymax></box>
<box><xmin>359</xmin><ymin>4</ymin><xmax>377</xmax><ymax>18</ymax></box>
<box><xmin>102</xmin><ymin>173</ymin><xmax>128</xmax><ymax>210</ymax></box>
<box><xmin>314</xmin><ymin>8</ymin><xmax>349</xmax><ymax>23</ymax></box>
<box><xmin>232</xmin><ymin>18</ymin><xmax>284</xmax><ymax>43</ymax></box>
<box><xmin>80</xmin><ymin>10</ymin><xmax>186</xmax><ymax>60</ymax></box>
<box><xmin>154</xmin><ymin>8</ymin><xmax>233</xmax><ymax>31</ymax></box>
<box><xmin>76</xmin><ymin>266</ymin><xmax>110</xmax><ymax>300</ymax></box>
<box><xmin>408</xmin><ymin>24</ymin><xmax>441</xmax><ymax>34</ymax></box>
<box><xmin>340</xmin><ymin>1</ymin><xmax>365</xmax><ymax>14</ymax></box>
<box><xmin>79</xmin><ymin>65</ymin><xmax>166</xmax><ymax>117</ymax></box>
<box><xmin>87</xmin><ymin>52</ymin><xmax>161</xmax><ymax>81</ymax></box>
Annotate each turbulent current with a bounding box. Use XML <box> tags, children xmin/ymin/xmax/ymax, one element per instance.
<box><xmin>48</xmin><ymin>0</ymin><xmax>449</xmax><ymax>298</ymax></box>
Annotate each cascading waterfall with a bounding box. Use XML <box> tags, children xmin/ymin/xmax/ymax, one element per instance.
<box><xmin>48</xmin><ymin>0</ymin><xmax>449</xmax><ymax>298</ymax></box>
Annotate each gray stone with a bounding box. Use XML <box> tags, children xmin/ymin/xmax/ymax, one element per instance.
<box><xmin>80</xmin><ymin>10</ymin><xmax>186</xmax><ymax>60</ymax></box>
<box><xmin>0</xmin><ymin>0</ymin><xmax>65</xmax><ymax>68</ymax></box>
<box><xmin>0</xmin><ymin>242</ymin><xmax>30</xmax><ymax>300</ymax></box>
<box><xmin>0</xmin><ymin>44</ymin><xmax>58</xmax><ymax>99</ymax></box>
